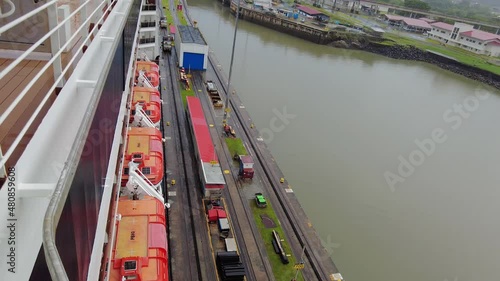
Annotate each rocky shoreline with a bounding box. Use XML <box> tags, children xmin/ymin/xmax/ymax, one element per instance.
<box><xmin>332</xmin><ymin>40</ymin><xmax>500</xmax><ymax>90</ymax></box>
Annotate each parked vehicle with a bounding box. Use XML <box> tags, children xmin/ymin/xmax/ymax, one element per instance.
<box><xmin>255</xmin><ymin>193</ymin><xmax>267</xmax><ymax>208</ymax></box>
<box><xmin>238</xmin><ymin>155</ymin><xmax>254</xmax><ymax>179</ymax></box>
<box><xmin>206</xmin><ymin>80</ymin><xmax>218</xmax><ymax>93</ymax></box>
<box><xmin>223</xmin><ymin>124</ymin><xmax>236</xmax><ymax>138</ymax></box>
<box><xmin>160</xmin><ymin>18</ymin><xmax>167</xmax><ymax>28</ymax></box>
<box><xmin>206</xmin><ymin>80</ymin><xmax>223</xmax><ymax>107</ymax></box>
<box><xmin>162</xmin><ymin>34</ymin><xmax>174</xmax><ymax>53</ymax></box>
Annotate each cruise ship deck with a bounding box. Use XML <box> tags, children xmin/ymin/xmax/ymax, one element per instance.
<box><xmin>0</xmin><ymin>0</ymin><xmax>159</xmax><ymax>280</ymax></box>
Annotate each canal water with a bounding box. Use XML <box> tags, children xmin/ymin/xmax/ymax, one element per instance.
<box><xmin>185</xmin><ymin>1</ymin><xmax>500</xmax><ymax>280</ymax></box>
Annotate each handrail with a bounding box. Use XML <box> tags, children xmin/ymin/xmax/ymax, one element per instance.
<box><xmin>132</xmin><ymin>103</ymin><xmax>157</xmax><ymax>128</ymax></box>
<box><xmin>0</xmin><ymin>0</ymin><xmax>107</xmax><ymax>169</ymax></box>
<box><xmin>0</xmin><ymin>0</ymin><xmax>57</xmax><ymax>34</ymax></box>
<box><xmin>0</xmin><ymin>0</ymin><xmax>16</xmax><ymax>19</ymax></box>
<box><xmin>42</xmin><ymin>0</ymin><xmax>124</xmax><ymax>279</ymax></box>
<box><xmin>0</xmin><ymin>0</ymin><xmax>93</xmax><ymax>124</ymax></box>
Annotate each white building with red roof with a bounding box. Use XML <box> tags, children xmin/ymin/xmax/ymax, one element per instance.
<box><xmin>428</xmin><ymin>22</ymin><xmax>454</xmax><ymax>41</ymax></box>
<box><xmin>429</xmin><ymin>22</ymin><xmax>500</xmax><ymax>56</ymax></box>
<box><xmin>381</xmin><ymin>14</ymin><xmax>431</xmax><ymax>33</ymax></box>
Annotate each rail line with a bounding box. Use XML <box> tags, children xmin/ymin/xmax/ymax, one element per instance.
<box><xmin>163</xmin><ymin>46</ymin><xmax>207</xmax><ymax>281</ymax></box>
<box><xmin>206</xmin><ymin>53</ymin><xmax>335</xmax><ymax>281</ymax></box>
<box><xmin>179</xmin><ymin>1</ymin><xmax>339</xmax><ymax>280</ymax></box>
<box><xmin>190</xmin><ymin>75</ymin><xmax>272</xmax><ymax>281</ymax></box>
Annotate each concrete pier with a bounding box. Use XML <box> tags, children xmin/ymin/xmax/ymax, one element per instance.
<box><xmin>231</xmin><ymin>3</ymin><xmax>330</xmax><ymax>44</ymax></box>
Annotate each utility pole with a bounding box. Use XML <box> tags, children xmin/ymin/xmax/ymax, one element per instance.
<box><xmin>224</xmin><ymin>0</ymin><xmax>242</xmax><ymax>121</ymax></box>
<box><xmin>291</xmin><ymin>245</ymin><xmax>306</xmax><ymax>281</ymax></box>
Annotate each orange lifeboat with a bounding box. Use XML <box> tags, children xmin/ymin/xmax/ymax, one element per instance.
<box><xmin>122</xmin><ymin>127</ymin><xmax>164</xmax><ymax>187</ymax></box>
<box><xmin>135</xmin><ymin>61</ymin><xmax>160</xmax><ymax>88</ymax></box>
<box><xmin>108</xmin><ymin>195</ymin><xmax>169</xmax><ymax>281</ymax></box>
<box><xmin>131</xmin><ymin>87</ymin><xmax>162</xmax><ymax>125</ymax></box>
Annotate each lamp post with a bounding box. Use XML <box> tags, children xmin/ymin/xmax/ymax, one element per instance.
<box><xmin>291</xmin><ymin>245</ymin><xmax>306</xmax><ymax>281</ymax></box>
<box><xmin>223</xmin><ymin>0</ymin><xmax>241</xmax><ymax>121</ymax></box>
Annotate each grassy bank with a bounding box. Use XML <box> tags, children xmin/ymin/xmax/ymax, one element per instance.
<box><xmin>225</xmin><ymin>138</ymin><xmax>247</xmax><ymax>157</ymax></box>
<box><xmin>175</xmin><ymin>0</ymin><xmax>188</xmax><ymax>25</ymax></box>
<box><xmin>250</xmin><ymin>200</ymin><xmax>304</xmax><ymax>281</ymax></box>
<box><xmin>161</xmin><ymin>0</ymin><xmax>187</xmax><ymax>25</ymax></box>
<box><xmin>180</xmin><ymin>87</ymin><xmax>194</xmax><ymax>106</ymax></box>
<box><xmin>383</xmin><ymin>33</ymin><xmax>500</xmax><ymax>75</ymax></box>
<box><xmin>161</xmin><ymin>0</ymin><xmax>175</xmax><ymax>26</ymax></box>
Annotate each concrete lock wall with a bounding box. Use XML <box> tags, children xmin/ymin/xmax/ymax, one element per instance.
<box><xmin>234</xmin><ymin>6</ymin><xmax>330</xmax><ymax>44</ymax></box>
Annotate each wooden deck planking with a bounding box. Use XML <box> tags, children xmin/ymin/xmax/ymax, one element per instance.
<box><xmin>0</xmin><ymin>60</ymin><xmax>42</xmax><ymax>107</ymax></box>
<box><xmin>0</xmin><ymin>60</ymin><xmax>28</xmax><ymax>96</ymax></box>
<box><xmin>0</xmin><ymin>59</ymin><xmax>8</xmax><ymax>69</ymax></box>
<box><xmin>0</xmin><ymin>59</ymin><xmax>55</xmax><ymax>168</ymax></box>
<box><xmin>0</xmin><ymin>42</ymin><xmax>86</xmax><ymax>169</ymax></box>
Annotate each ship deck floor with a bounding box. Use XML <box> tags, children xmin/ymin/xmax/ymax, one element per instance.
<box><xmin>0</xmin><ymin>47</ymin><xmax>80</xmax><ymax>172</ymax></box>
<box><xmin>0</xmin><ymin>58</ymin><xmax>56</xmax><ymax>169</ymax></box>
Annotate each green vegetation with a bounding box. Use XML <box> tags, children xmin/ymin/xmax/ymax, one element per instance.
<box><xmin>174</xmin><ymin>0</ymin><xmax>188</xmax><ymax>25</ymax></box>
<box><xmin>161</xmin><ymin>0</ymin><xmax>175</xmax><ymax>26</ymax></box>
<box><xmin>225</xmin><ymin>138</ymin><xmax>247</xmax><ymax>156</ymax></box>
<box><xmin>403</xmin><ymin>0</ymin><xmax>430</xmax><ymax>11</ymax></box>
<box><xmin>180</xmin><ymin>87</ymin><xmax>194</xmax><ymax>107</ymax></box>
<box><xmin>377</xmin><ymin>0</ymin><xmax>498</xmax><ymax>25</ymax></box>
<box><xmin>250</xmin><ymin>200</ymin><xmax>304</xmax><ymax>281</ymax></box>
<box><xmin>161</xmin><ymin>0</ymin><xmax>187</xmax><ymax>25</ymax></box>
<box><xmin>383</xmin><ymin>33</ymin><xmax>500</xmax><ymax>75</ymax></box>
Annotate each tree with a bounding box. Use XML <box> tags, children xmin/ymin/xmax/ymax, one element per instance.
<box><xmin>404</xmin><ymin>0</ymin><xmax>431</xmax><ymax>11</ymax></box>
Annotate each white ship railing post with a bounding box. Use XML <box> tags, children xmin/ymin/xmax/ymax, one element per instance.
<box><xmin>48</xmin><ymin>4</ymin><xmax>65</xmax><ymax>87</ymax></box>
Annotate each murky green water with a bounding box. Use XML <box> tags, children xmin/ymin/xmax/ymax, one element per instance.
<box><xmin>186</xmin><ymin>1</ymin><xmax>500</xmax><ymax>280</ymax></box>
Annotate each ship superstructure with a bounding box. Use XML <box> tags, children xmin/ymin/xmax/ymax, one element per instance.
<box><xmin>0</xmin><ymin>0</ymin><xmax>163</xmax><ymax>280</ymax></box>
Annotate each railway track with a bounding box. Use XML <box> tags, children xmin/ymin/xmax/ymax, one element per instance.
<box><xmin>190</xmin><ymin>75</ymin><xmax>275</xmax><ymax>281</ymax></box>
<box><xmin>205</xmin><ymin>53</ymin><xmax>337</xmax><ymax>281</ymax></box>
<box><xmin>163</xmin><ymin>45</ymin><xmax>218</xmax><ymax>281</ymax></box>
<box><xmin>175</xmin><ymin>1</ymin><xmax>339</xmax><ymax>280</ymax></box>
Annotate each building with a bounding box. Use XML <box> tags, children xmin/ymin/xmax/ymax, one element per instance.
<box><xmin>359</xmin><ymin>0</ymin><xmax>390</xmax><ymax>13</ymax></box>
<box><xmin>296</xmin><ymin>5</ymin><xmax>330</xmax><ymax>22</ymax></box>
<box><xmin>429</xmin><ymin>22</ymin><xmax>500</xmax><ymax>56</ymax></box>
<box><xmin>382</xmin><ymin>14</ymin><xmax>404</xmax><ymax>26</ymax></box>
<box><xmin>419</xmin><ymin>17</ymin><xmax>436</xmax><ymax>24</ymax></box>
<box><xmin>428</xmin><ymin>21</ymin><xmax>454</xmax><ymax>41</ymax></box>
<box><xmin>175</xmin><ymin>25</ymin><xmax>209</xmax><ymax>70</ymax></box>
<box><xmin>401</xmin><ymin>18</ymin><xmax>432</xmax><ymax>33</ymax></box>
<box><xmin>253</xmin><ymin>0</ymin><xmax>272</xmax><ymax>9</ymax></box>
<box><xmin>382</xmin><ymin>14</ymin><xmax>431</xmax><ymax>33</ymax></box>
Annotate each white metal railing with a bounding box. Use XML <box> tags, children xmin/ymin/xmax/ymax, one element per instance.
<box><xmin>41</xmin><ymin>0</ymin><xmax>131</xmax><ymax>280</ymax></box>
<box><xmin>137</xmin><ymin>71</ymin><xmax>155</xmax><ymax>88</ymax></box>
<box><xmin>0</xmin><ymin>0</ymin><xmax>110</xmax><ymax>170</ymax></box>
<box><xmin>97</xmin><ymin>3</ymin><xmax>145</xmax><ymax>279</ymax></box>
<box><xmin>125</xmin><ymin>161</ymin><xmax>164</xmax><ymax>203</ymax></box>
<box><xmin>0</xmin><ymin>0</ymin><xmax>15</xmax><ymax>18</ymax></box>
<box><xmin>132</xmin><ymin>103</ymin><xmax>157</xmax><ymax>128</ymax></box>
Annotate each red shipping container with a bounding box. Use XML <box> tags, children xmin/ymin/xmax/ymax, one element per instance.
<box><xmin>217</xmin><ymin>210</ymin><xmax>227</xmax><ymax>219</ymax></box>
<box><xmin>208</xmin><ymin>209</ymin><xmax>218</xmax><ymax>223</ymax></box>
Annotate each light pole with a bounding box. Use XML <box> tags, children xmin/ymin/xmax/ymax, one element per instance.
<box><xmin>292</xmin><ymin>245</ymin><xmax>306</xmax><ymax>281</ymax></box>
<box><xmin>223</xmin><ymin>0</ymin><xmax>241</xmax><ymax>121</ymax></box>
